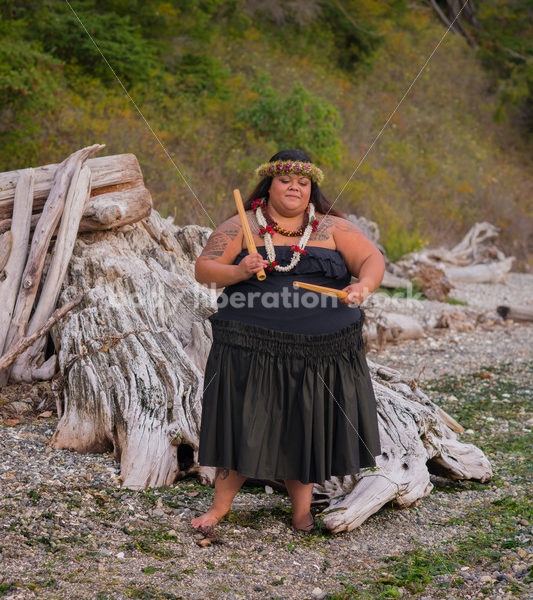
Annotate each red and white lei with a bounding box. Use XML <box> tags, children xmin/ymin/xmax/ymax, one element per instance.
<box><xmin>252</xmin><ymin>198</ymin><xmax>318</xmax><ymax>272</ymax></box>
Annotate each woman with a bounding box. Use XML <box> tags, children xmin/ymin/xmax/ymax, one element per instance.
<box><xmin>192</xmin><ymin>149</ymin><xmax>385</xmax><ymax>533</ymax></box>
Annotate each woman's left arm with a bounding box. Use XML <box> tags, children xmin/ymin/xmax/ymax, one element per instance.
<box><xmin>333</xmin><ymin>217</ymin><xmax>386</xmax><ymax>306</ymax></box>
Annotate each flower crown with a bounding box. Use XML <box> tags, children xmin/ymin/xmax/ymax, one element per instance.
<box><xmin>255</xmin><ymin>160</ymin><xmax>324</xmax><ymax>184</ymax></box>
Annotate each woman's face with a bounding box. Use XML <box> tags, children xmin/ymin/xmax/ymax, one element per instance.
<box><xmin>268</xmin><ymin>174</ymin><xmax>312</xmax><ymax>217</ymax></box>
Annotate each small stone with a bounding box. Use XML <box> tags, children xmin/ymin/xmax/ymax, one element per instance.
<box><xmin>311</xmin><ymin>588</ymin><xmax>325</xmax><ymax>599</ymax></box>
<box><xmin>480</xmin><ymin>575</ymin><xmax>492</xmax><ymax>583</ymax></box>
<box><xmin>460</xmin><ymin>566</ymin><xmax>470</xmax><ymax>571</ymax></box>
<box><xmin>152</xmin><ymin>508</ymin><xmax>165</xmax><ymax>517</ymax></box>
<box><xmin>116</xmin><ymin>551</ymin><xmax>125</xmax><ymax>560</ymax></box>
<box><xmin>265</xmin><ymin>485</ymin><xmax>274</xmax><ymax>494</ymax></box>
<box><xmin>168</xmin><ymin>529</ymin><xmax>177</xmax><ymax>536</ymax></box>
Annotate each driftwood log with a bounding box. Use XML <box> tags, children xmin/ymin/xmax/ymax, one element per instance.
<box><xmin>392</xmin><ymin>222</ymin><xmax>515</xmax><ymax>286</ymax></box>
<box><xmin>0</xmin><ymin>148</ymin><xmax>154</xmax><ymax>386</ymax></box>
<box><xmin>48</xmin><ymin>206</ymin><xmax>492</xmax><ymax>531</ymax></box>
<box><xmin>497</xmin><ymin>304</ymin><xmax>533</xmax><ymax>322</ymax></box>
<box><xmin>0</xmin><ymin>294</ymin><xmax>82</xmax><ymax>371</ymax></box>
<box><xmin>0</xmin><ymin>154</ymin><xmax>152</xmax><ymax>235</ymax></box>
<box><xmin>0</xmin><ymin>145</ymin><xmax>104</xmax><ymax>386</ymax></box>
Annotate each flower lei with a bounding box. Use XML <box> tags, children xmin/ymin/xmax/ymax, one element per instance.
<box><xmin>251</xmin><ymin>198</ymin><xmax>319</xmax><ymax>272</ymax></box>
<box><xmin>255</xmin><ymin>160</ymin><xmax>324</xmax><ymax>185</ymax></box>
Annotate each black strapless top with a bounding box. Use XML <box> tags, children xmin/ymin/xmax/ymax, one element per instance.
<box><xmin>210</xmin><ymin>246</ymin><xmax>362</xmax><ymax>334</ymax></box>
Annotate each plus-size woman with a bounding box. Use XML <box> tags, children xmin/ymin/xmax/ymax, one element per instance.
<box><xmin>192</xmin><ymin>149</ymin><xmax>385</xmax><ymax>533</ymax></box>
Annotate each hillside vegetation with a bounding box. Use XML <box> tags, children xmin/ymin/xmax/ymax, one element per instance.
<box><xmin>1</xmin><ymin>0</ymin><xmax>532</xmax><ymax>267</ymax></box>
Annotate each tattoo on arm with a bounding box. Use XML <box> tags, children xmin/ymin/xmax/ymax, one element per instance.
<box><xmin>310</xmin><ymin>215</ymin><xmax>336</xmax><ymax>241</ymax></box>
<box><xmin>215</xmin><ymin>467</ymin><xmax>230</xmax><ymax>480</ymax></box>
<box><xmin>200</xmin><ymin>217</ymin><xmax>242</xmax><ymax>259</ymax></box>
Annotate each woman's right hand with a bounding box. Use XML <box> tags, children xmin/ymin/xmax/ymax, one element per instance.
<box><xmin>237</xmin><ymin>253</ymin><xmax>269</xmax><ymax>280</ymax></box>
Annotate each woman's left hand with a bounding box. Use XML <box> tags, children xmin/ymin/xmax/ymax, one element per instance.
<box><xmin>339</xmin><ymin>282</ymin><xmax>371</xmax><ymax>306</ymax></box>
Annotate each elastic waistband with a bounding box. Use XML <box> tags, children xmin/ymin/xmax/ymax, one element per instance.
<box><xmin>208</xmin><ymin>309</ymin><xmax>366</xmax><ymax>359</ymax></box>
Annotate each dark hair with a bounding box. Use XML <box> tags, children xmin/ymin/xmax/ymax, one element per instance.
<box><xmin>227</xmin><ymin>149</ymin><xmax>347</xmax><ymax>219</ymax></box>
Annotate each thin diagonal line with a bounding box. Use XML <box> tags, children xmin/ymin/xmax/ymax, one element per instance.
<box><xmin>64</xmin><ymin>0</ymin><xmax>217</xmax><ymax>230</ymax></box>
<box><xmin>317</xmin><ymin>362</ymin><xmax>469</xmax><ymax>584</ymax></box>
<box><xmin>318</xmin><ymin>0</ymin><xmax>473</xmax><ymax>230</ymax></box>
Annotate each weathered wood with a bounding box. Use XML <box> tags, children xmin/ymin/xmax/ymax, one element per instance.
<box><xmin>497</xmin><ymin>304</ymin><xmax>533</xmax><ymax>322</ymax></box>
<box><xmin>436</xmin><ymin>310</ymin><xmax>476</xmax><ymax>332</ymax></box>
<box><xmin>443</xmin><ymin>258</ymin><xmax>515</xmax><ymax>284</ymax></box>
<box><xmin>394</xmin><ymin>222</ymin><xmax>515</xmax><ymax>285</ymax></box>
<box><xmin>313</xmin><ymin>360</ymin><xmax>491</xmax><ymax>533</ymax></box>
<box><xmin>0</xmin><ymin>294</ymin><xmax>82</xmax><ymax>374</ymax></box>
<box><xmin>49</xmin><ymin>210</ymin><xmax>213</xmax><ymax>489</ymax></box>
<box><xmin>10</xmin><ymin>165</ymin><xmax>92</xmax><ymax>382</ymax></box>
<box><xmin>78</xmin><ymin>183</ymin><xmax>152</xmax><ymax>231</ymax></box>
<box><xmin>0</xmin><ymin>169</ymin><xmax>34</xmax><ymax>356</ymax></box>
<box><xmin>380</xmin><ymin>271</ymin><xmax>412</xmax><ymax>289</ymax></box>
<box><xmin>0</xmin><ymin>183</ymin><xmax>152</xmax><ymax>235</ymax></box>
<box><xmin>0</xmin><ymin>231</ymin><xmax>12</xmax><ymax>271</ymax></box>
<box><xmin>0</xmin><ymin>145</ymin><xmax>103</xmax><ymax>385</ymax></box>
<box><xmin>0</xmin><ymin>152</ymin><xmax>141</xmax><ymax>205</ymax></box>
<box><xmin>364</xmin><ymin>312</ymin><xmax>426</xmax><ymax>349</ymax></box>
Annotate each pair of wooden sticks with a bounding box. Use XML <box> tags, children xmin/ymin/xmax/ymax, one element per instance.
<box><xmin>233</xmin><ymin>189</ymin><xmax>350</xmax><ymax>301</ymax></box>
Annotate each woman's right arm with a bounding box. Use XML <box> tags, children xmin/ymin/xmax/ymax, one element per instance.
<box><xmin>195</xmin><ymin>215</ymin><xmax>268</xmax><ymax>288</ymax></box>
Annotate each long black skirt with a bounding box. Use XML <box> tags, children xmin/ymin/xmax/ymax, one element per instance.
<box><xmin>197</xmin><ymin>309</ymin><xmax>382</xmax><ymax>485</ymax></box>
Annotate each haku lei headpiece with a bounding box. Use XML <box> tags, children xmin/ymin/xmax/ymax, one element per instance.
<box><xmin>255</xmin><ymin>160</ymin><xmax>324</xmax><ymax>185</ymax></box>
<box><xmin>251</xmin><ymin>198</ymin><xmax>319</xmax><ymax>272</ymax></box>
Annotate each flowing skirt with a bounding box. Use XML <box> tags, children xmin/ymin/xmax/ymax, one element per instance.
<box><xmin>197</xmin><ymin>308</ymin><xmax>382</xmax><ymax>485</ymax></box>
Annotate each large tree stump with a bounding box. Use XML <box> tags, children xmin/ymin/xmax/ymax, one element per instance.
<box><xmin>50</xmin><ymin>210</ymin><xmax>214</xmax><ymax>488</ymax></box>
<box><xmin>48</xmin><ymin>208</ymin><xmax>492</xmax><ymax>531</ymax></box>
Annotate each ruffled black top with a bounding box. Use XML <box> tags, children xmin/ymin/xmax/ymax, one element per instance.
<box><xmin>211</xmin><ymin>246</ymin><xmax>362</xmax><ymax>334</ymax></box>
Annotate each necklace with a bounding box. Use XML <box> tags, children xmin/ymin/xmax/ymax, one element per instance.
<box><xmin>261</xmin><ymin>202</ymin><xmax>309</xmax><ymax>236</ymax></box>
<box><xmin>251</xmin><ymin>198</ymin><xmax>319</xmax><ymax>272</ymax></box>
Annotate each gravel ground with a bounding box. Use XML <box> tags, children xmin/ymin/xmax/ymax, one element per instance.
<box><xmin>0</xmin><ymin>275</ymin><xmax>531</xmax><ymax>600</ymax></box>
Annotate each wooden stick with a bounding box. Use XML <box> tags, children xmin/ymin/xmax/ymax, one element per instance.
<box><xmin>11</xmin><ymin>165</ymin><xmax>92</xmax><ymax>381</ymax></box>
<box><xmin>0</xmin><ymin>294</ymin><xmax>82</xmax><ymax>374</ymax></box>
<box><xmin>0</xmin><ymin>169</ymin><xmax>34</xmax><ymax>356</ymax></box>
<box><xmin>0</xmin><ymin>144</ymin><xmax>103</xmax><ymax>386</ymax></box>
<box><xmin>0</xmin><ymin>152</ymin><xmax>146</xmax><ymax>205</ymax></box>
<box><xmin>233</xmin><ymin>189</ymin><xmax>266</xmax><ymax>281</ymax></box>
<box><xmin>293</xmin><ymin>280</ymin><xmax>351</xmax><ymax>300</ymax></box>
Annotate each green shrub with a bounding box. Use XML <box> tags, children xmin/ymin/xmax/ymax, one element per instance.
<box><xmin>0</xmin><ymin>23</ymin><xmax>62</xmax><ymax>111</ymax></box>
<box><xmin>34</xmin><ymin>1</ymin><xmax>159</xmax><ymax>86</ymax></box>
<box><xmin>237</xmin><ymin>74</ymin><xmax>342</xmax><ymax>165</ymax></box>
<box><xmin>173</xmin><ymin>53</ymin><xmax>229</xmax><ymax>96</ymax></box>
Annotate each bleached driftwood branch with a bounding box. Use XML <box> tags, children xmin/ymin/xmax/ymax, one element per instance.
<box><xmin>0</xmin><ymin>153</ymin><xmax>143</xmax><ymax>205</ymax></box>
<box><xmin>0</xmin><ymin>145</ymin><xmax>103</xmax><ymax>385</ymax></box>
<box><xmin>10</xmin><ymin>165</ymin><xmax>92</xmax><ymax>382</ymax></box>
<box><xmin>0</xmin><ymin>169</ymin><xmax>34</xmax><ymax>356</ymax></box>
<box><xmin>0</xmin><ymin>155</ymin><xmax>152</xmax><ymax>235</ymax></box>
<box><xmin>0</xmin><ymin>294</ymin><xmax>82</xmax><ymax>375</ymax></box>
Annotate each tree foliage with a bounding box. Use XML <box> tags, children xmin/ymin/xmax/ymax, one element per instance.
<box><xmin>237</xmin><ymin>75</ymin><xmax>342</xmax><ymax>165</ymax></box>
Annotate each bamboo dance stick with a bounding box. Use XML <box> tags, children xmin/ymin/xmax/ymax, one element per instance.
<box><xmin>233</xmin><ymin>189</ymin><xmax>266</xmax><ymax>281</ymax></box>
<box><xmin>293</xmin><ymin>280</ymin><xmax>354</xmax><ymax>301</ymax></box>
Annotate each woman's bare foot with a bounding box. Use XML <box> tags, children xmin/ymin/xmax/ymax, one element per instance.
<box><xmin>291</xmin><ymin>511</ymin><xmax>314</xmax><ymax>532</ymax></box>
<box><xmin>190</xmin><ymin>507</ymin><xmax>227</xmax><ymax>531</ymax></box>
